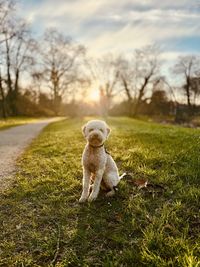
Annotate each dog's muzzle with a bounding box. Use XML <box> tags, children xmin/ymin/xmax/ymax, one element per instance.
<box><xmin>88</xmin><ymin>133</ymin><xmax>103</xmax><ymax>145</ymax></box>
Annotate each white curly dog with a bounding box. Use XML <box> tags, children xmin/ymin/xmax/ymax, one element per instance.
<box><xmin>79</xmin><ymin>120</ymin><xmax>126</xmax><ymax>203</ymax></box>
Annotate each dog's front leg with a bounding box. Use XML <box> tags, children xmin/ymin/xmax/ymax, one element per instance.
<box><xmin>79</xmin><ymin>168</ymin><xmax>91</xmax><ymax>203</ymax></box>
<box><xmin>88</xmin><ymin>169</ymin><xmax>104</xmax><ymax>202</ymax></box>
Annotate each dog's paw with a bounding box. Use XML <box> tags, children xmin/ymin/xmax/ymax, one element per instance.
<box><xmin>79</xmin><ymin>196</ymin><xmax>87</xmax><ymax>203</ymax></box>
<box><xmin>88</xmin><ymin>194</ymin><xmax>97</xmax><ymax>202</ymax></box>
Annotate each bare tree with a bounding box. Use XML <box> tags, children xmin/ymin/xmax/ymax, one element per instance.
<box><xmin>160</xmin><ymin>77</ymin><xmax>177</xmax><ymax>104</ymax></box>
<box><xmin>0</xmin><ymin>0</ymin><xmax>16</xmax><ymax>116</ymax></box>
<box><xmin>174</xmin><ymin>55</ymin><xmax>200</xmax><ymax>115</ymax></box>
<box><xmin>190</xmin><ymin>77</ymin><xmax>200</xmax><ymax>106</ymax></box>
<box><xmin>117</xmin><ymin>57</ymin><xmax>135</xmax><ymax>115</ymax></box>
<box><xmin>12</xmin><ymin>23</ymin><xmax>35</xmax><ymax>92</ymax></box>
<box><xmin>0</xmin><ymin>0</ymin><xmax>16</xmax><ymax>44</ymax></box>
<box><xmin>119</xmin><ymin>45</ymin><xmax>161</xmax><ymax>116</ymax></box>
<box><xmin>38</xmin><ymin>28</ymin><xmax>85</xmax><ymax>115</ymax></box>
<box><xmin>134</xmin><ymin>46</ymin><xmax>160</xmax><ymax>115</ymax></box>
<box><xmin>1</xmin><ymin>19</ymin><xmax>35</xmax><ymax>115</ymax></box>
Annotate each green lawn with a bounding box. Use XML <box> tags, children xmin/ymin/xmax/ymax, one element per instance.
<box><xmin>0</xmin><ymin>117</ymin><xmax>41</xmax><ymax>130</ymax></box>
<box><xmin>0</xmin><ymin>117</ymin><xmax>199</xmax><ymax>266</ymax></box>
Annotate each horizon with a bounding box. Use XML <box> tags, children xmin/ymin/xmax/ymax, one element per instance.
<box><xmin>0</xmin><ymin>0</ymin><xmax>199</xmax><ymax>107</ymax></box>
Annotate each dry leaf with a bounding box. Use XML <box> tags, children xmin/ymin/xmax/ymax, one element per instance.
<box><xmin>134</xmin><ymin>179</ymin><xmax>148</xmax><ymax>189</ymax></box>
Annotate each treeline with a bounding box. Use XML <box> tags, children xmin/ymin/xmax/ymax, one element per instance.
<box><xmin>0</xmin><ymin>0</ymin><xmax>200</xmax><ymax>122</ymax></box>
<box><xmin>0</xmin><ymin>0</ymin><xmax>88</xmax><ymax>118</ymax></box>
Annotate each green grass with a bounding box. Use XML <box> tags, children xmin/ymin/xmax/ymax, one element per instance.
<box><xmin>0</xmin><ymin>117</ymin><xmax>199</xmax><ymax>267</ymax></box>
<box><xmin>0</xmin><ymin>117</ymin><xmax>42</xmax><ymax>130</ymax></box>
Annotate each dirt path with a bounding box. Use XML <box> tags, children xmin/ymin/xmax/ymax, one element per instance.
<box><xmin>0</xmin><ymin>118</ymin><xmax>60</xmax><ymax>189</ymax></box>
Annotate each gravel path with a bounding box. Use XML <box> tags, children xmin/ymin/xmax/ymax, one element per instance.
<box><xmin>0</xmin><ymin>118</ymin><xmax>60</xmax><ymax>189</ymax></box>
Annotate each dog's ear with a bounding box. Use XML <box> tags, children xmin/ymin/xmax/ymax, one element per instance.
<box><xmin>82</xmin><ymin>124</ymin><xmax>87</xmax><ymax>137</ymax></box>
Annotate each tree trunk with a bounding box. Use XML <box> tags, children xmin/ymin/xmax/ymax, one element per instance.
<box><xmin>14</xmin><ymin>69</ymin><xmax>19</xmax><ymax>92</ymax></box>
<box><xmin>121</xmin><ymin>75</ymin><xmax>132</xmax><ymax>116</ymax></box>
<box><xmin>53</xmin><ymin>89</ymin><xmax>61</xmax><ymax>116</ymax></box>
<box><xmin>133</xmin><ymin>76</ymin><xmax>149</xmax><ymax>116</ymax></box>
<box><xmin>5</xmin><ymin>37</ymin><xmax>15</xmax><ymax>115</ymax></box>
<box><xmin>0</xmin><ymin>73</ymin><xmax>7</xmax><ymax>118</ymax></box>
<box><xmin>185</xmin><ymin>77</ymin><xmax>192</xmax><ymax>116</ymax></box>
<box><xmin>6</xmin><ymin>90</ymin><xmax>19</xmax><ymax>116</ymax></box>
<box><xmin>9</xmin><ymin>69</ymin><xmax>20</xmax><ymax>116</ymax></box>
<box><xmin>5</xmin><ymin>37</ymin><xmax>12</xmax><ymax>94</ymax></box>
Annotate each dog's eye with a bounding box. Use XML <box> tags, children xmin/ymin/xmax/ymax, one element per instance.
<box><xmin>89</xmin><ymin>128</ymin><xmax>94</xmax><ymax>132</ymax></box>
<box><xmin>100</xmin><ymin>129</ymin><xmax>104</xmax><ymax>132</ymax></box>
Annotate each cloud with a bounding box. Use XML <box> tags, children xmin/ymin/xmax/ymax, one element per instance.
<box><xmin>18</xmin><ymin>0</ymin><xmax>200</xmax><ymax>57</ymax></box>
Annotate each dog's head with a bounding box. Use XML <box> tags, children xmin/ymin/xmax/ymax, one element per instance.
<box><xmin>82</xmin><ymin>120</ymin><xmax>111</xmax><ymax>147</ymax></box>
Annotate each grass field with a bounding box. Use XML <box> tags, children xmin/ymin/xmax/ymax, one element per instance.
<box><xmin>0</xmin><ymin>117</ymin><xmax>40</xmax><ymax>130</ymax></box>
<box><xmin>0</xmin><ymin>117</ymin><xmax>199</xmax><ymax>266</ymax></box>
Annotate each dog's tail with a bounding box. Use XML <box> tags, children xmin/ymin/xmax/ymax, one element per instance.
<box><xmin>114</xmin><ymin>173</ymin><xmax>130</xmax><ymax>191</ymax></box>
<box><xmin>119</xmin><ymin>172</ymin><xmax>127</xmax><ymax>180</ymax></box>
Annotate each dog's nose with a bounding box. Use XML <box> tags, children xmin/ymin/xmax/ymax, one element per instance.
<box><xmin>93</xmin><ymin>133</ymin><xmax>98</xmax><ymax>138</ymax></box>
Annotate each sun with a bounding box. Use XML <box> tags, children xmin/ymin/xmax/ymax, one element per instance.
<box><xmin>88</xmin><ymin>89</ymin><xmax>100</xmax><ymax>102</ymax></box>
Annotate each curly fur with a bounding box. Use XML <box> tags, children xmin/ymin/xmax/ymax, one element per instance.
<box><xmin>79</xmin><ymin>120</ymin><xmax>125</xmax><ymax>203</ymax></box>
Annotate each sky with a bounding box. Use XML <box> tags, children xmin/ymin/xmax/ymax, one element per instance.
<box><xmin>17</xmin><ymin>0</ymin><xmax>200</xmax><ymax>102</ymax></box>
<box><xmin>18</xmin><ymin>0</ymin><xmax>200</xmax><ymax>60</ymax></box>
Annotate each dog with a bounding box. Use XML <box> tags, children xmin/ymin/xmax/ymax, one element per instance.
<box><xmin>79</xmin><ymin>120</ymin><xmax>126</xmax><ymax>203</ymax></box>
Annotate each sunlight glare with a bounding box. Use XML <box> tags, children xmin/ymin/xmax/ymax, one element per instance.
<box><xmin>88</xmin><ymin>89</ymin><xmax>100</xmax><ymax>102</ymax></box>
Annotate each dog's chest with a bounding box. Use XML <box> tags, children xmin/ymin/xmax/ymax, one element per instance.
<box><xmin>88</xmin><ymin>162</ymin><xmax>96</xmax><ymax>172</ymax></box>
<box><xmin>86</xmin><ymin>152</ymin><xmax>100</xmax><ymax>172</ymax></box>
<box><xmin>82</xmin><ymin>148</ymin><xmax>106</xmax><ymax>172</ymax></box>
